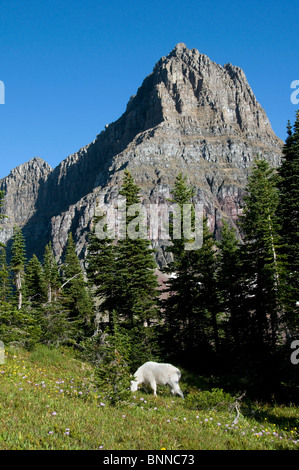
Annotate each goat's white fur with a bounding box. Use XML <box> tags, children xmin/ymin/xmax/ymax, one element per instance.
<box><xmin>130</xmin><ymin>361</ymin><xmax>184</xmax><ymax>398</ymax></box>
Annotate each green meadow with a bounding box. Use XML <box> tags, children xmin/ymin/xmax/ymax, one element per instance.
<box><xmin>0</xmin><ymin>345</ymin><xmax>298</xmax><ymax>451</ymax></box>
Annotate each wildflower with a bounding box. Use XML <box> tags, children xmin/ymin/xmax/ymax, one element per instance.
<box><xmin>52</xmin><ymin>411</ymin><xmax>57</xmax><ymax>416</ymax></box>
<box><xmin>48</xmin><ymin>431</ymin><xmax>54</xmax><ymax>434</ymax></box>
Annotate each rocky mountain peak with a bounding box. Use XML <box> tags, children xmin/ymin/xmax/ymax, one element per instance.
<box><xmin>0</xmin><ymin>44</ymin><xmax>283</xmax><ymax>264</ymax></box>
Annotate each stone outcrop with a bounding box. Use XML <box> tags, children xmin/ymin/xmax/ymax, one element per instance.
<box><xmin>0</xmin><ymin>43</ymin><xmax>283</xmax><ymax>265</ymax></box>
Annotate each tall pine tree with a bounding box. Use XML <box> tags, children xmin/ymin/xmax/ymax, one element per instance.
<box><xmin>11</xmin><ymin>226</ymin><xmax>27</xmax><ymax>310</ymax></box>
<box><xmin>87</xmin><ymin>170</ymin><xmax>159</xmax><ymax>328</ymax></box>
<box><xmin>26</xmin><ymin>254</ymin><xmax>46</xmax><ymax>304</ymax></box>
<box><xmin>62</xmin><ymin>233</ymin><xmax>94</xmax><ymax>338</ymax></box>
<box><xmin>0</xmin><ymin>192</ymin><xmax>10</xmax><ymax>301</ymax></box>
<box><xmin>216</xmin><ymin>221</ymin><xmax>249</xmax><ymax>349</ymax></box>
<box><xmin>115</xmin><ymin>170</ymin><xmax>159</xmax><ymax>326</ymax></box>
<box><xmin>0</xmin><ymin>246</ymin><xmax>11</xmax><ymax>302</ymax></box>
<box><xmin>86</xmin><ymin>209</ymin><xmax>118</xmax><ymax>325</ymax></box>
<box><xmin>43</xmin><ymin>242</ymin><xmax>61</xmax><ymax>303</ymax></box>
<box><xmin>277</xmin><ymin>111</ymin><xmax>299</xmax><ymax>331</ymax></box>
<box><xmin>162</xmin><ymin>174</ymin><xmax>218</xmax><ymax>361</ymax></box>
<box><xmin>238</xmin><ymin>157</ymin><xmax>285</xmax><ymax>347</ymax></box>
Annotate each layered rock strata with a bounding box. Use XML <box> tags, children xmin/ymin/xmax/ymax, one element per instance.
<box><xmin>0</xmin><ymin>43</ymin><xmax>283</xmax><ymax>265</ymax></box>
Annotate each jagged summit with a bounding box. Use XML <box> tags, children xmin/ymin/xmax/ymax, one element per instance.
<box><xmin>1</xmin><ymin>156</ymin><xmax>51</xmax><ymax>179</ymax></box>
<box><xmin>0</xmin><ymin>44</ymin><xmax>283</xmax><ymax>264</ymax></box>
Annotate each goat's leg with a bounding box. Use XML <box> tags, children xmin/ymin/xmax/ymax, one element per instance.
<box><xmin>149</xmin><ymin>380</ymin><xmax>157</xmax><ymax>396</ymax></box>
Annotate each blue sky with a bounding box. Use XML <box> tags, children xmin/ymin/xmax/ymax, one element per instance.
<box><xmin>0</xmin><ymin>0</ymin><xmax>298</xmax><ymax>179</ymax></box>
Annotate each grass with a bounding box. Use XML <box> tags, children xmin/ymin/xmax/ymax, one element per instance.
<box><xmin>0</xmin><ymin>345</ymin><xmax>298</xmax><ymax>450</ymax></box>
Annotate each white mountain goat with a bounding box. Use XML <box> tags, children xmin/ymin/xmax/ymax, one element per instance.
<box><xmin>130</xmin><ymin>361</ymin><xmax>184</xmax><ymax>398</ymax></box>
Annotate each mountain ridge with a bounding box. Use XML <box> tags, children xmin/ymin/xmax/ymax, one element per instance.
<box><xmin>0</xmin><ymin>43</ymin><xmax>283</xmax><ymax>265</ymax></box>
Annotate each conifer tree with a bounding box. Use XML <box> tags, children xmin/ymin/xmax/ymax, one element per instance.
<box><xmin>238</xmin><ymin>157</ymin><xmax>285</xmax><ymax>346</ymax></box>
<box><xmin>94</xmin><ymin>311</ymin><xmax>132</xmax><ymax>405</ymax></box>
<box><xmin>87</xmin><ymin>170</ymin><xmax>159</xmax><ymax>328</ymax></box>
<box><xmin>62</xmin><ymin>233</ymin><xmax>94</xmax><ymax>338</ymax></box>
<box><xmin>0</xmin><ymin>246</ymin><xmax>11</xmax><ymax>302</ymax></box>
<box><xmin>43</xmin><ymin>242</ymin><xmax>61</xmax><ymax>303</ymax></box>
<box><xmin>162</xmin><ymin>173</ymin><xmax>198</xmax><ymax>346</ymax></box>
<box><xmin>162</xmin><ymin>174</ymin><xmax>218</xmax><ymax>359</ymax></box>
<box><xmin>0</xmin><ymin>192</ymin><xmax>10</xmax><ymax>300</ymax></box>
<box><xmin>277</xmin><ymin>111</ymin><xmax>299</xmax><ymax>329</ymax></box>
<box><xmin>115</xmin><ymin>170</ymin><xmax>159</xmax><ymax>326</ymax></box>
<box><xmin>86</xmin><ymin>210</ymin><xmax>118</xmax><ymax>324</ymax></box>
<box><xmin>194</xmin><ymin>216</ymin><xmax>218</xmax><ymax>351</ymax></box>
<box><xmin>11</xmin><ymin>226</ymin><xmax>27</xmax><ymax>310</ymax></box>
<box><xmin>216</xmin><ymin>221</ymin><xmax>247</xmax><ymax>348</ymax></box>
<box><xmin>25</xmin><ymin>254</ymin><xmax>46</xmax><ymax>304</ymax></box>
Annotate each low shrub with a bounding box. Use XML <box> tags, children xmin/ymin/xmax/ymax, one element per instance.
<box><xmin>185</xmin><ymin>387</ymin><xmax>235</xmax><ymax>411</ymax></box>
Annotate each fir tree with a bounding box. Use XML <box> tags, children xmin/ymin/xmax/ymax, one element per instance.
<box><xmin>87</xmin><ymin>170</ymin><xmax>159</xmax><ymax>328</ymax></box>
<box><xmin>86</xmin><ymin>210</ymin><xmax>118</xmax><ymax>324</ymax></box>
<box><xmin>25</xmin><ymin>254</ymin><xmax>46</xmax><ymax>304</ymax></box>
<box><xmin>43</xmin><ymin>242</ymin><xmax>61</xmax><ymax>303</ymax></box>
<box><xmin>216</xmin><ymin>221</ymin><xmax>247</xmax><ymax>348</ymax></box>
<box><xmin>162</xmin><ymin>174</ymin><xmax>217</xmax><ymax>359</ymax></box>
<box><xmin>11</xmin><ymin>226</ymin><xmax>27</xmax><ymax>310</ymax></box>
<box><xmin>115</xmin><ymin>170</ymin><xmax>159</xmax><ymax>326</ymax></box>
<box><xmin>0</xmin><ymin>246</ymin><xmax>11</xmax><ymax>302</ymax></box>
<box><xmin>238</xmin><ymin>157</ymin><xmax>285</xmax><ymax>346</ymax></box>
<box><xmin>0</xmin><ymin>193</ymin><xmax>11</xmax><ymax>301</ymax></box>
<box><xmin>277</xmin><ymin>111</ymin><xmax>299</xmax><ymax>330</ymax></box>
<box><xmin>39</xmin><ymin>301</ymin><xmax>75</xmax><ymax>347</ymax></box>
<box><xmin>62</xmin><ymin>233</ymin><xmax>94</xmax><ymax>338</ymax></box>
<box><xmin>194</xmin><ymin>216</ymin><xmax>218</xmax><ymax>351</ymax></box>
<box><xmin>94</xmin><ymin>311</ymin><xmax>132</xmax><ymax>405</ymax></box>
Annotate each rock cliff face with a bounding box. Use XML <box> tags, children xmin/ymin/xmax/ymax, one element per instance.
<box><xmin>0</xmin><ymin>43</ymin><xmax>283</xmax><ymax>265</ymax></box>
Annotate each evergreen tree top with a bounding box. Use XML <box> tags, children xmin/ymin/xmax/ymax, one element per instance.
<box><xmin>11</xmin><ymin>226</ymin><xmax>27</xmax><ymax>270</ymax></box>
<box><xmin>119</xmin><ymin>169</ymin><xmax>142</xmax><ymax>206</ymax></box>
